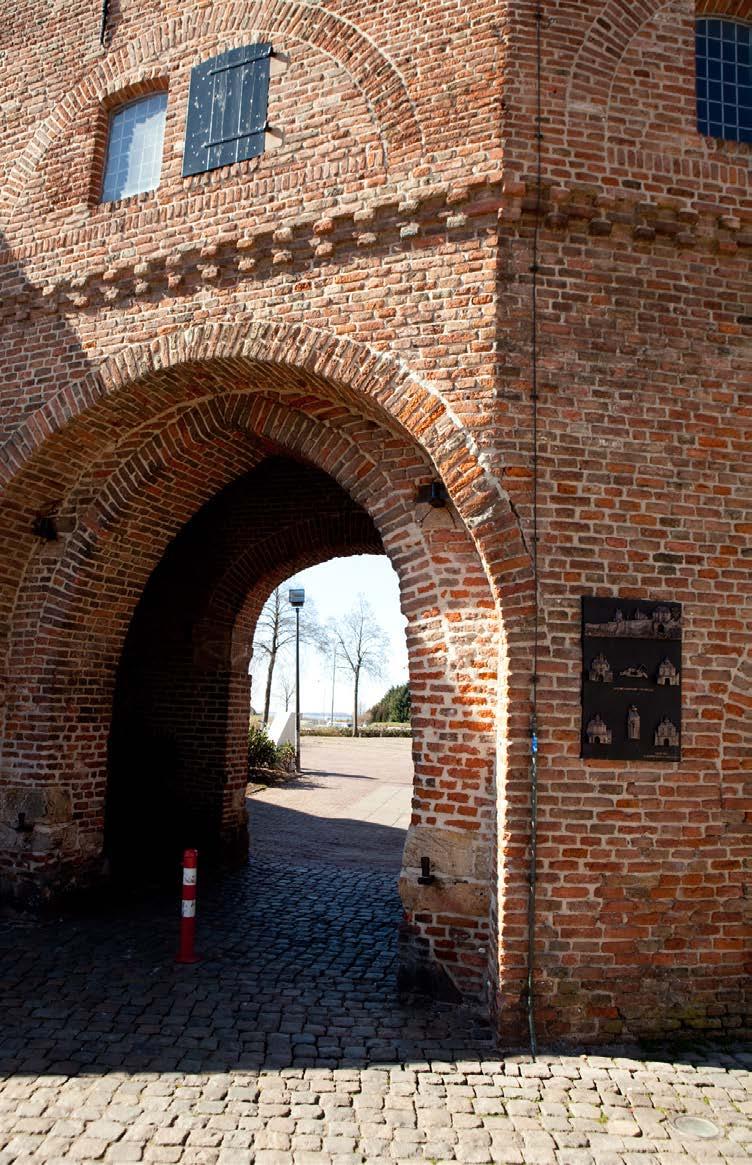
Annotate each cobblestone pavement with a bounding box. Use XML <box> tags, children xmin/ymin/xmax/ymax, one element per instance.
<box><xmin>1</xmin><ymin>856</ymin><xmax>751</xmax><ymax>1163</ymax></box>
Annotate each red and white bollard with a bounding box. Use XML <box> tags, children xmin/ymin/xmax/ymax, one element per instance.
<box><xmin>175</xmin><ymin>848</ymin><xmax>200</xmax><ymax>964</ymax></box>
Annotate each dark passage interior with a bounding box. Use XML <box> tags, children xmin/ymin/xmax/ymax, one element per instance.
<box><xmin>106</xmin><ymin>455</ymin><xmax>382</xmax><ymax>880</ymax></box>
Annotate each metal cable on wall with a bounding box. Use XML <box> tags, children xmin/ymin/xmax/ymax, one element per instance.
<box><xmin>526</xmin><ymin>1</ymin><xmax>544</xmax><ymax>1061</ymax></box>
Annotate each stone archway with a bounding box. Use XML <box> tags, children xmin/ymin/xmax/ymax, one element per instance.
<box><xmin>105</xmin><ymin>454</ymin><xmax>384</xmax><ymax>878</ymax></box>
<box><xmin>0</xmin><ymin>328</ymin><xmax>535</xmax><ymax>1012</ymax></box>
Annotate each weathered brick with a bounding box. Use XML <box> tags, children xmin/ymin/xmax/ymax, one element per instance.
<box><xmin>0</xmin><ymin>0</ymin><xmax>749</xmax><ymax>1045</ymax></box>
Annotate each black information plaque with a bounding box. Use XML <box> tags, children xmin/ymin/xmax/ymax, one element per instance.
<box><xmin>581</xmin><ymin>597</ymin><xmax>681</xmax><ymax>761</ymax></box>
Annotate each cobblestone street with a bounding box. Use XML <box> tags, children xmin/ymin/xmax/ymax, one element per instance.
<box><xmin>1</xmin><ymin>757</ymin><xmax>750</xmax><ymax>1163</ymax></box>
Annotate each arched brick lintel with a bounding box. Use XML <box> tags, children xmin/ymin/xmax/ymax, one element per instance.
<box><xmin>566</xmin><ymin>0</ymin><xmax>668</xmax><ymax>113</ymax></box>
<box><xmin>11</xmin><ymin>391</ymin><xmax>430</xmax><ymax>666</ymax></box>
<box><xmin>696</xmin><ymin>2</ymin><xmax>752</xmax><ymax>18</ymax></box>
<box><xmin>210</xmin><ymin>526</ymin><xmax>385</xmax><ymax>668</ymax></box>
<box><xmin>567</xmin><ymin>1</ymin><xmax>751</xmax><ymax>123</ymax></box>
<box><xmin>6</xmin><ymin>388</ymin><xmax>502</xmax><ymax>782</ymax></box>
<box><xmin>721</xmin><ymin>645</ymin><xmax>752</xmax><ymax>775</ymax></box>
<box><xmin>1</xmin><ymin>320</ymin><xmax>534</xmax><ymax>616</ymax></box>
<box><xmin>561</xmin><ymin>0</ymin><xmax>752</xmax><ymax>184</ymax></box>
<box><xmin>1</xmin><ymin>0</ymin><xmax>423</xmax><ymax>216</ymax></box>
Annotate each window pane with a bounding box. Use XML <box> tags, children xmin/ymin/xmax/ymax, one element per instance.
<box><xmin>102</xmin><ymin>92</ymin><xmax>168</xmax><ymax>203</ymax></box>
<box><xmin>696</xmin><ymin>19</ymin><xmax>752</xmax><ymax>142</ymax></box>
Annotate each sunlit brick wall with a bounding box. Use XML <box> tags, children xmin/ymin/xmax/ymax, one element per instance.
<box><xmin>0</xmin><ymin>0</ymin><xmax>748</xmax><ymax>1041</ymax></box>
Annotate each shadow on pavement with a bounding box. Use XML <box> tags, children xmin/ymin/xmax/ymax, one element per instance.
<box><xmin>247</xmin><ymin>799</ymin><xmax>407</xmax><ymax>873</ymax></box>
<box><xmin>300</xmin><ymin>769</ymin><xmax>379</xmax><ymax>781</ymax></box>
<box><xmin>0</xmin><ymin>852</ymin><xmax>747</xmax><ymax>1083</ymax></box>
<box><xmin>0</xmin><ymin>856</ymin><xmax>493</xmax><ymax>1079</ymax></box>
<box><xmin>250</xmin><ymin>771</ymin><xmax>379</xmax><ymax>789</ymax></box>
<box><xmin>2</xmin><ymin>785</ymin><xmax>749</xmax><ymax>1092</ymax></box>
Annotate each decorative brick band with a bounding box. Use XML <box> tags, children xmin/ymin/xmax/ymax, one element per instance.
<box><xmin>3</xmin><ymin>174</ymin><xmax>750</xmax><ymax>328</ymax></box>
<box><xmin>0</xmin><ymin>179</ymin><xmax>500</xmax><ymax>317</ymax></box>
<box><xmin>509</xmin><ymin>180</ymin><xmax>752</xmax><ymax>248</ymax></box>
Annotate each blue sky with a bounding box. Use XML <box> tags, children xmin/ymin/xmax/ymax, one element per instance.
<box><xmin>254</xmin><ymin>554</ymin><xmax>409</xmax><ymax>719</ymax></box>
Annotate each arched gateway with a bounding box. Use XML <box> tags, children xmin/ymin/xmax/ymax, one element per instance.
<box><xmin>0</xmin><ymin>323</ymin><xmax>534</xmax><ymax>1019</ymax></box>
<box><xmin>3</xmin><ymin>0</ymin><xmax>749</xmax><ymax>1046</ymax></box>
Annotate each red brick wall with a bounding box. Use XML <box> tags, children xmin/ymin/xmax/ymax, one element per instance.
<box><xmin>0</xmin><ymin>358</ymin><xmax>505</xmax><ymax>1000</ymax></box>
<box><xmin>0</xmin><ymin>0</ymin><xmax>749</xmax><ymax>1041</ymax></box>
<box><xmin>493</xmin><ymin>0</ymin><xmax>751</xmax><ymax>1040</ymax></box>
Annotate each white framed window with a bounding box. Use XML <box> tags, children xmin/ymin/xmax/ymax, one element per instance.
<box><xmin>101</xmin><ymin>92</ymin><xmax>168</xmax><ymax>203</ymax></box>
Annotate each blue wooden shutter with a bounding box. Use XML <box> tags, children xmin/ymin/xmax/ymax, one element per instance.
<box><xmin>183</xmin><ymin>43</ymin><xmax>272</xmax><ymax>177</ymax></box>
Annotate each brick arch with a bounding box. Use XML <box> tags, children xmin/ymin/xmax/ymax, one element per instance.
<box><xmin>602</xmin><ymin>1</ymin><xmax>698</xmax><ymax>153</ymax></box>
<box><xmin>7</xmin><ymin>386</ymin><xmax>462</xmax><ymax>765</ymax></box>
<box><xmin>0</xmin><ymin>320</ymin><xmax>530</xmax><ymax>610</ymax></box>
<box><xmin>229</xmin><ymin>537</ymin><xmax>385</xmax><ymax>669</ymax></box>
<box><xmin>602</xmin><ymin>0</ymin><xmax>752</xmax><ymax>162</ymax></box>
<box><xmin>566</xmin><ymin>1</ymin><xmax>750</xmax><ymax>158</ymax></box>
<box><xmin>8</xmin><ymin>390</ymin><xmax>429</xmax><ymax>704</ymax></box>
<box><xmin>0</xmin><ymin>328</ymin><xmax>527</xmax><ymax>823</ymax></box>
<box><xmin>1</xmin><ymin>0</ymin><xmax>422</xmax><ymax>217</ymax></box>
<box><xmin>5</xmin><ymin>378</ymin><xmax>505</xmax><ymax>1003</ymax></box>
<box><xmin>697</xmin><ymin>2</ymin><xmax>752</xmax><ymax>17</ymax></box>
<box><xmin>206</xmin><ymin>518</ymin><xmax>384</xmax><ymax>661</ymax></box>
<box><xmin>19</xmin><ymin>405</ymin><xmax>492</xmax><ymax>997</ymax></box>
<box><xmin>1</xmin><ymin>317</ymin><xmax>533</xmax><ymax>1005</ymax></box>
<box><xmin>565</xmin><ymin>1</ymin><xmax>752</xmax><ymax>166</ymax></box>
<box><xmin>566</xmin><ymin>0</ymin><xmax>665</xmax><ymax>116</ymax></box>
<box><xmin>721</xmin><ymin>646</ymin><xmax>752</xmax><ymax>776</ymax></box>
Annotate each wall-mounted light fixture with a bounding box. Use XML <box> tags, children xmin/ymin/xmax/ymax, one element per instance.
<box><xmin>416</xmin><ymin>480</ymin><xmax>448</xmax><ymax>509</ymax></box>
<box><xmin>32</xmin><ymin>513</ymin><xmax>58</xmax><ymax>541</ymax></box>
<box><xmin>429</xmin><ymin>481</ymin><xmax>447</xmax><ymax>508</ymax></box>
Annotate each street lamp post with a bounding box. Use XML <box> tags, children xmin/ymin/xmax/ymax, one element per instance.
<box><xmin>288</xmin><ymin>588</ymin><xmax>305</xmax><ymax>771</ymax></box>
<box><xmin>330</xmin><ymin>641</ymin><xmax>337</xmax><ymax>726</ymax></box>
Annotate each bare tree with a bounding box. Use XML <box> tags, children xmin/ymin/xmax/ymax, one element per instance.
<box><xmin>331</xmin><ymin>595</ymin><xmax>388</xmax><ymax>736</ymax></box>
<box><xmin>276</xmin><ymin>668</ymin><xmax>295</xmax><ymax>713</ymax></box>
<box><xmin>252</xmin><ymin>584</ymin><xmax>324</xmax><ymax>724</ymax></box>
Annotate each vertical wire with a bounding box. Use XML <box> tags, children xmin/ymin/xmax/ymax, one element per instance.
<box><xmin>526</xmin><ymin>1</ymin><xmax>544</xmax><ymax>1062</ymax></box>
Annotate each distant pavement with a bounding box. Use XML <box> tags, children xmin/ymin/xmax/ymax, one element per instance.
<box><xmin>247</xmin><ymin>736</ymin><xmax>413</xmax><ymax>873</ymax></box>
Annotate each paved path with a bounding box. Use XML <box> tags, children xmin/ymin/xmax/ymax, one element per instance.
<box><xmin>248</xmin><ymin>737</ymin><xmax>412</xmax><ymax>872</ymax></box>
<box><xmin>299</xmin><ymin>738</ymin><xmax>414</xmax><ymax>786</ymax></box>
<box><xmin>0</xmin><ymin>738</ymin><xmax>750</xmax><ymax>1163</ymax></box>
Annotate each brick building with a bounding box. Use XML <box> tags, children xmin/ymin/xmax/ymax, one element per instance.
<box><xmin>0</xmin><ymin>0</ymin><xmax>749</xmax><ymax>1043</ymax></box>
